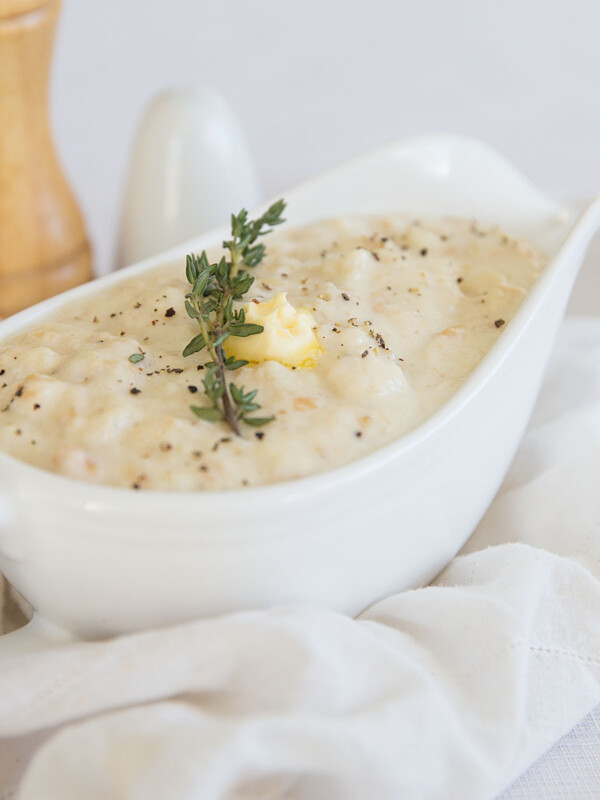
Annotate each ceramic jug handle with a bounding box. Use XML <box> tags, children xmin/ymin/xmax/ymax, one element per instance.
<box><xmin>0</xmin><ymin>615</ymin><xmax>77</xmax><ymax>656</ymax></box>
<box><xmin>0</xmin><ymin>491</ymin><xmax>77</xmax><ymax>656</ymax></box>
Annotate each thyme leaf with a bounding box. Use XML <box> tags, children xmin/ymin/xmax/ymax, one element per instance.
<box><xmin>182</xmin><ymin>199</ymin><xmax>286</xmax><ymax>434</ymax></box>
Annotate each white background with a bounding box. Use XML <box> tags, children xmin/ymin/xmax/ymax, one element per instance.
<box><xmin>49</xmin><ymin>0</ymin><xmax>599</xmax><ymax>312</ymax></box>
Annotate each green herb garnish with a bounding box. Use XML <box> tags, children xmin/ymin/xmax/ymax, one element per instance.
<box><xmin>183</xmin><ymin>199</ymin><xmax>286</xmax><ymax>435</ymax></box>
<box><xmin>128</xmin><ymin>353</ymin><xmax>145</xmax><ymax>363</ymax></box>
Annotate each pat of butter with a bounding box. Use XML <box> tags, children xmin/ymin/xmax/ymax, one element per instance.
<box><xmin>226</xmin><ymin>293</ymin><xmax>322</xmax><ymax>367</ymax></box>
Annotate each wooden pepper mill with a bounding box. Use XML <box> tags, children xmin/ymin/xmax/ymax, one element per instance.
<box><xmin>0</xmin><ymin>0</ymin><xmax>92</xmax><ymax>317</ymax></box>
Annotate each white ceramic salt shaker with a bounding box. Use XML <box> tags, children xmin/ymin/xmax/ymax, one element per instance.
<box><xmin>116</xmin><ymin>87</ymin><xmax>261</xmax><ymax>269</ymax></box>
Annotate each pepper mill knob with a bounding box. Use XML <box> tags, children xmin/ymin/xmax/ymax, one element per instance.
<box><xmin>0</xmin><ymin>0</ymin><xmax>92</xmax><ymax>317</ymax></box>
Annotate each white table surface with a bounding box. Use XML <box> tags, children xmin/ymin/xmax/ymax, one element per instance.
<box><xmin>6</xmin><ymin>0</ymin><xmax>599</xmax><ymax>795</ymax></box>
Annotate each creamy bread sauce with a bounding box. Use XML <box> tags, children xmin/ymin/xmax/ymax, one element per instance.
<box><xmin>0</xmin><ymin>216</ymin><xmax>545</xmax><ymax>490</ymax></box>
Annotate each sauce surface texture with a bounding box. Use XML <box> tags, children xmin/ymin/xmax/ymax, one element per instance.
<box><xmin>0</xmin><ymin>216</ymin><xmax>545</xmax><ymax>490</ymax></box>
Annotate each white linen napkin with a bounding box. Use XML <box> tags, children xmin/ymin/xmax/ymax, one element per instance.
<box><xmin>1</xmin><ymin>318</ymin><xmax>600</xmax><ymax>800</ymax></box>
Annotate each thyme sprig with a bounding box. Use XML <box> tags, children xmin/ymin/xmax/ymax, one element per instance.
<box><xmin>183</xmin><ymin>199</ymin><xmax>286</xmax><ymax>435</ymax></box>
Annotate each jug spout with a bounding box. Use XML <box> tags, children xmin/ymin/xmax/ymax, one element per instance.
<box><xmin>564</xmin><ymin>195</ymin><xmax>600</xmax><ymax>316</ymax></box>
<box><xmin>570</xmin><ymin>195</ymin><xmax>600</xmax><ymax>253</ymax></box>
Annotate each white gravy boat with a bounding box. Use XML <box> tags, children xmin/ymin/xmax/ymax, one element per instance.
<box><xmin>1</xmin><ymin>135</ymin><xmax>599</xmax><ymax>654</ymax></box>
